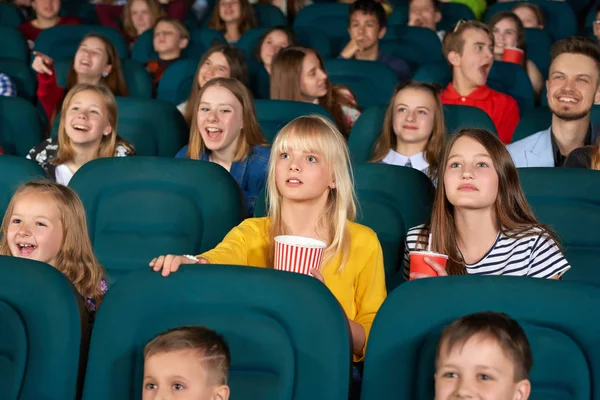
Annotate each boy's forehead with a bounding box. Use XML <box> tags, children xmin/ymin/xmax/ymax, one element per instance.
<box><xmin>156</xmin><ymin>21</ymin><xmax>177</xmax><ymax>31</ymax></box>
<box><xmin>350</xmin><ymin>10</ymin><xmax>379</xmax><ymax>23</ymax></box>
<box><xmin>461</xmin><ymin>28</ymin><xmax>492</xmax><ymax>45</ymax></box>
<box><xmin>438</xmin><ymin>334</ymin><xmax>514</xmax><ymax>368</ymax></box>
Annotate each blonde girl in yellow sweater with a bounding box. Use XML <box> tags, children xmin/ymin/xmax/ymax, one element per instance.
<box><xmin>149</xmin><ymin>115</ymin><xmax>386</xmax><ymax>361</ymax></box>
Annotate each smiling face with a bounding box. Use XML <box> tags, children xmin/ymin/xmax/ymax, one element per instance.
<box><xmin>449</xmin><ymin>28</ymin><xmax>494</xmax><ymax>89</ymax></box>
<box><xmin>435</xmin><ymin>334</ymin><xmax>530</xmax><ymax>400</ymax></box>
<box><xmin>73</xmin><ymin>37</ymin><xmax>112</xmax><ymax>81</ymax></box>
<box><xmin>348</xmin><ymin>10</ymin><xmax>385</xmax><ymax>52</ymax></box>
<box><xmin>131</xmin><ymin>0</ymin><xmax>153</xmax><ymax>35</ymax></box>
<box><xmin>219</xmin><ymin>0</ymin><xmax>241</xmax><ymax>23</ymax></box>
<box><xmin>32</xmin><ymin>0</ymin><xmax>60</xmax><ymax>20</ymax></box>
<box><xmin>64</xmin><ymin>90</ymin><xmax>113</xmax><ymax>149</ymax></box>
<box><xmin>299</xmin><ymin>52</ymin><xmax>328</xmax><ymax>103</ymax></box>
<box><xmin>392</xmin><ymin>87</ymin><xmax>436</xmax><ymax>149</ymax></box>
<box><xmin>6</xmin><ymin>191</ymin><xmax>63</xmax><ymax>267</ymax></box>
<box><xmin>546</xmin><ymin>52</ymin><xmax>600</xmax><ymax>121</ymax></box>
<box><xmin>198</xmin><ymin>52</ymin><xmax>232</xmax><ymax>88</ymax></box>
<box><xmin>260</xmin><ymin>30</ymin><xmax>290</xmax><ymax>69</ymax></box>
<box><xmin>443</xmin><ymin>136</ymin><xmax>499</xmax><ymax>211</ymax></box>
<box><xmin>492</xmin><ymin>18</ymin><xmax>519</xmax><ymax>59</ymax></box>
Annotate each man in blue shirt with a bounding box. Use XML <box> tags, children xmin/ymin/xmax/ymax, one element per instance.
<box><xmin>339</xmin><ymin>0</ymin><xmax>410</xmax><ymax>82</ymax></box>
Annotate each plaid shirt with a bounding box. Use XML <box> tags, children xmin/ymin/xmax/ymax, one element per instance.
<box><xmin>0</xmin><ymin>73</ymin><xmax>16</xmax><ymax>97</ymax></box>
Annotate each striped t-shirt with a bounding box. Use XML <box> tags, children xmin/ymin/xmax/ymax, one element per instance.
<box><xmin>403</xmin><ymin>225</ymin><xmax>571</xmax><ymax>280</ymax></box>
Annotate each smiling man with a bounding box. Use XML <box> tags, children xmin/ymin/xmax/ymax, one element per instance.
<box><xmin>508</xmin><ymin>37</ymin><xmax>600</xmax><ymax>167</ymax></box>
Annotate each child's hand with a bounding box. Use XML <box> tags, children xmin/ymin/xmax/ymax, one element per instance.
<box><xmin>339</xmin><ymin>40</ymin><xmax>360</xmax><ymax>59</ymax></box>
<box><xmin>149</xmin><ymin>254</ymin><xmax>208</xmax><ymax>277</ymax></box>
<box><xmin>32</xmin><ymin>51</ymin><xmax>54</xmax><ymax>75</ymax></box>
<box><xmin>409</xmin><ymin>257</ymin><xmax>448</xmax><ymax>280</ymax></box>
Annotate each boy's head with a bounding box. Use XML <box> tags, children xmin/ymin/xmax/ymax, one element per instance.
<box><xmin>443</xmin><ymin>20</ymin><xmax>494</xmax><ymax>89</ymax></box>
<box><xmin>408</xmin><ymin>0</ymin><xmax>441</xmax><ymax>31</ymax></box>
<box><xmin>153</xmin><ymin>17</ymin><xmax>190</xmax><ymax>59</ymax></box>
<box><xmin>547</xmin><ymin>37</ymin><xmax>600</xmax><ymax>121</ymax></box>
<box><xmin>435</xmin><ymin>312</ymin><xmax>532</xmax><ymax>400</ymax></box>
<box><xmin>143</xmin><ymin>326</ymin><xmax>231</xmax><ymax>400</ymax></box>
<box><xmin>348</xmin><ymin>0</ymin><xmax>387</xmax><ymax>52</ymax></box>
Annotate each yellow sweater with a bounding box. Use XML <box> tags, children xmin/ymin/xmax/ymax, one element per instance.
<box><xmin>200</xmin><ymin>217</ymin><xmax>387</xmax><ymax>361</ymax></box>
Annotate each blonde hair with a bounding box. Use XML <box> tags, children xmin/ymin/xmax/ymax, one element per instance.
<box><xmin>187</xmin><ymin>78</ymin><xmax>267</xmax><ymax>160</ymax></box>
<box><xmin>266</xmin><ymin>115</ymin><xmax>357</xmax><ymax>272</ymax></box>
<box><xmin>53</xmin><ymin>84</ymin><xmax>135</xmax><ymax>166</ymax></box>
<box><xmin>371</xmin><ymin>81</ymin><xmax>446</xmax><ymax>179</ymax></box>
<box><xmin>123</xmin><ymin>0</ymin><xmax>164</xmax><ymax>41</ymax></box>
<box><xmin>154</xmin><ymin>16</ymin><xmax>190</xmax><ymax>40</ymax></box>
<box><xmin>0</xmin><ymin>181</ymin><xmax>106</xmax><ymax>305</ymax></box>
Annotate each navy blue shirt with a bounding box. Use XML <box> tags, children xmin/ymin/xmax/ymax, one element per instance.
<box><xmin>377</xmin><ymin>51</ymin><xmax>411</xmax><ymax>83</ymax></box>
<box><xmin>176</xmin><ymin>145</ymin><xmax>271</xmax><ymax>217</ymax></box>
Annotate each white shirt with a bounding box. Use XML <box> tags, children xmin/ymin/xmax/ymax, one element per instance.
<box><xmin>55</xmin><ymin>164</ymin><xmax>74</xmax><ymax>186</ymax></box>
<box><xmin>381</xmin><ymin>149</ymin><xmax>429</xmax><ymax>175</ymax></box>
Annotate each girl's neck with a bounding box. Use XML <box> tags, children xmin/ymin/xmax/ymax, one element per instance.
<box><xmin>453</xmin><ymin>207</ymin><xmax>499</xmax><ymax>264</ymax></box>
<box><xmin>77</xmin><ymin>74</ymin><xmax>102</xmax><ymax>86</ymax></box>
<box><xmin>209</xmin><ymin>142</ymin><xmax>238</xmax><ymax>172</ymax></box>
<box><xmin>225</xmin><ymin>22</ymin><xmax>240</xmax><ymax>42</ymax></box>
<box><xmin>395</xmin><ymin>141</ymin><xmax>427</xmax><ymax>158</ymax></box>
<box><xmin>33</xmin><ymin>16</ymin><xmax>60</xmax><ymax>29</ymax></box>
<box><xmin>280</xmin><ymin>196</ymin><xmax>329</xmax><ymax>242</ymax></box>
<box><xmin>65</xmin><ymin>142</ymin><xmax>101</xmax><ymax>173</ymax></box>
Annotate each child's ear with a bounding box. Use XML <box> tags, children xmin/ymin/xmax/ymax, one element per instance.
<box><xmin>103</xmin><ymin>124</ymin><xmax>113</xmax><ymax>136</ymax></box>
<box><xmin>378</xmin><ymin>26</ymin><xmax>387</xmax><ymax>39</ymax></box>
<box><xmin>514</xmin><ymin>379</ymin><xmax>531</xmax><ymax>400</ymax></box>
<box><xmin>102</xmin><ymin>64</ymin><xmax>113</xmax><ymax>78</ymax></box>
<box><xmin>179</xmin><ymin>37</ymin><xmax>189</xmax><ymax>50</ymax></box>
<box><xmin>434</xmin><ymin>10</ymin><xmax>442</xmax><ymax>24</ymax></box>
<box><xmin>212</xmin><ymin>384</ymin><xmax>230</xmax><ymax>400</ymax></box>
<box><xmin>447</xmin><ymin>50</ymin><xmax>461</xmax><ymax>67</ymax></box>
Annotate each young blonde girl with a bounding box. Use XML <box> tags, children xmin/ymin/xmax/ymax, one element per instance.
<box><xmin>208</xmin><ymin>0</ymin><xmax>256</xmax><ymax>44</ymax></box>
<box><xmin>404</xmin><ymin>129</ymin><xmax>570</xmax><ymax>280</ymax></box>
<box><xmin>27</xmin><ymin>83</ymin><xmax>135</xmax><ymax>185</ymax></box>
<box><xmin>371</xmin><ymin>81</ymin><xmax>446</xmax><ymax>180</ymax></box>
<box><xmin>151</xmin><ymin>115</ymin><xmax>387</xmax><ymax>361</ymax></box>
<box><xmin>270</xmin><ymin>46</ymin><xmax>361</xmax><ymax>139</ymax></box>
<box><xmin>0</xmin><ymin>181</ymin><xmax>107</xmax><ymax>315</ymax></box>
<box><xmin>31</xmin><ymin>33</ymin><xmax>129</xmax><ymax>121</ymax></box>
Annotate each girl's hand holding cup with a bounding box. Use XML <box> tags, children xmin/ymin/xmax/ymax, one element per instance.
<box><xmin>409</xmin><ymin>255</ymin><xmax>448</xmax><ymax>280</ymax></box>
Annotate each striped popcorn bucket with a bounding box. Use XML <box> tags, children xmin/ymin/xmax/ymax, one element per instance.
<box><xmin>274</xmin><ymin>235</ymin><xmax>327</xmax><ymax>275</ymax></box>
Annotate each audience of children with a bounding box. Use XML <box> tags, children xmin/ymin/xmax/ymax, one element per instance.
<box><xmin>27</xmin><ymin>84</ymin><xmax>134</xmax><ymax>185</ymax></box>
<box><xmin>208</xmin><ymin>0</ymin><xmax>256</xmax><ymax>44</ymax></box>
<box><xmin>179</xmin><ymin>44</ymin><xmax>248</xmax><ymax>123</ymax></box>
<box><xmin>509</xmin><ymin>37</ymin><xmax>600</xmax><ymax>168</ymax></box>
<box><xmin>408</xmin><ymin>0</ymin><xmax>444</xmax><ymax>41</ymax></box>
<box><xmin>18</xmin><ymin>0</ymin><xmax>81</xmax><ymax>48</ymax></box>
<box><xmin>488</xmin><ymin>11</ymin><xmax>544</xmax><ymax>99</ymax></box>
<box><xmin>0</xmin><ymin>181</ymin><xmax>107</xmax><ymax>317</ymax></box>
<box><xmin>339</xmin><ymin>0</ymin><xmax>410</xmax><ymax>82</ymax></box>
<box><xmin>31</xmin><ymin>33</ymin><xmax>129</xmax><ymax>121</ymax></box>
<box><xmin>145</xmin><ymin>16</ymin><xmax>189</xmax><ymax>94</ymax></box>
<box><xmin>512</xmin><ymin>3</ymin><xmax>545</xmax><ymax>30</ymax></box>
<box><xmin>370</xmin><ymin>81</ymin><xmax>445</xmax><ymax>180</ymax></box>
<box><xmin>176</xmin><ymin>77</ymin><xmax>269</xmax><ymax>217</ymax></box>
<box><xmin>271</xmin><ymin>46</ymin><xmax>361</xmax><ymax>138</ymax></box>
<box><xmin>255</xmin><ymin>26</ymin><xmax>297</xmax><ymax>75</ymax></box>
<box><xmin>440</xmin><ymin>20</ymin><xmax>520</xmax><ymax>144</ymax></box>
<box><xmin>405</xmin><ymin>128</ymin><xmax>570</xmax><ymax>280</ymax></box>
<box><xmin>151</xmin><ymin>115</ymin><xmax>387</xmax><ymax>362</ymax></box>
<box><xmin>143</xmin><ymin>326</ymin><xmax>231</xmax><ymax>400</ymax></box>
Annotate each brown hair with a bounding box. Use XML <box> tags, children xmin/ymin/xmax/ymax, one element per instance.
<box><xmin>53</xmin><ymin>84</ymin><xmax>135</xmax><ymax>165</ymax></box>
<box><xmin>187</xmin><ymin>77</ymin><xmax>267</xmax><ymax>160</ymax></box>
<box><xmin>512</xmin><ymin>3</ymin><xmax>545</xmax><ymax>27</ymax></box>
<box><xmin>254</xmin><ymin>25</ymin><xmax>298</xmax><ymax>63</ymax></box>
<box><xmin>436</xmin><ymin>311</ymin><xmax>533</xmax><ymax>381</ymax></box>
<box><xmin>208</xmin><ymin>0</ymin><xmax>257</xmax><ymax>36</ymax></box>
<box><xmin>270</xmin><ymin>46</ymin><xmax>355</xmax><ymax>138</ymax></box>
<box><xmin>145</xmin><ymin>326</ymin><xmax>231</xmax><ymax>385</ymax></box>
<box><xmin>442</xmin><ymin>20</ymin><xmax>494</xmax><ymax>61</ymax></box>
<box><xmin>550</xmin><ymin>36</ymin><xmax>600</xmax><ymax>80</ymax></box>
<box><xmin>154</xmin><ymin>16</ymin><xmax>190</xmax><ymax>40</ymax></box>
<box><xmin>123</xmin><ymin>0</ymin><xmax>164</xmax><ymax>41</ymax></box>
<box><xmin>184</xmin><ymin>44</ymin><xmax>248</xmax><ymax>124</ymax></box>
<box><xmin>370</xmin><ymin>81</ymin><xmax>446</xmax><ymax>179</ymax></box>
<box><xmin>415</xmin><ymin>129</ymin><xmax>560</xmax><ymax>275</ymax></box>
<box><xmin>0</xmin><ymin>181</ymin><xmax>106</xmax><ymax>306</ymax></box>
<box><xmin>488</xmin><ymin>11</ymin><xmax>528</xmax><ymax>67</ymax></box>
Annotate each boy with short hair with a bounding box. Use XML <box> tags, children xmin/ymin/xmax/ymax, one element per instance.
<box><xmin>408</xmin><ymin>0</ymin><xmax>445</xmax><ymax>41</ymax></box>
<box><xmin>143</xmin><ymin>326</ymin><xmax>231</xmax><ymax>400</ymax></box>
<box><xmin>146</xmin><ymin>16</ymin><xmax>190</xmax><ymax>94</ymax></box>
<box><xmin>18</xmin><ymin>0</ymin><xmax>81</xmax><ymax>48</ymax></box>
<box><xmin>435</xmin><ymin>311</ymin><xmax>532</xmax><ymax>400</ymax></box>
<box><xmin>440</xmin><ymin>20</ymin><xmax>520</xmax><ymax>144</ymax></box>
<box><xmin>339</xmin><ymin>0</ymin><xmax>410</xmax><ymax>82</ymax></box>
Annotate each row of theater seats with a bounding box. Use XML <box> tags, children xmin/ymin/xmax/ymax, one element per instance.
<box><xmin>5</xmin><ymin>255</ymin><xmax>600</xmax><ymax>399</ymax></box>
<box><xmin>2</xmin><ymin>155</ymin><xmax>600</xmax><ymax>291</ymax></box>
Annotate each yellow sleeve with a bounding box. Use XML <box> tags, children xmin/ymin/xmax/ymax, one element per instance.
<box><xmin>353</xmin><ymin>236</ymin><xmax>387</xmax><ymax>361</ymax></box>
<box><xmin>199</xmin><ymin>218</ymin><xmax>266</xmax><ymax>266</ymax></box>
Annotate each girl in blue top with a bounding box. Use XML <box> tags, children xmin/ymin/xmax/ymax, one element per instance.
<box><xmin>176</xmin><ymin>77</ymin><xmax>270</xmax><ymax>217</ymax></box>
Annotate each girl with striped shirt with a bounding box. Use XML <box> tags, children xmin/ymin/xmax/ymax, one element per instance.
<box><xmin>405</xmin><ymin>128</ymin><xmax>570</xmax><ymax>280</ymax></box>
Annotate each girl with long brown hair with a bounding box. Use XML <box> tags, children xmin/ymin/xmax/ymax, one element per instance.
<box><xmin>404</xmin><ymin>129</ymin><xmax>570</xmax><ymax>279</ymax></box>
<box><xmin>27</xmin><ymin>84</ymin><xmax>134</xmax><ymax>185</ymax></box>
<box><xmin>208</xmin><ymin>0</ymin><xmax>256</xmax><ymax>44</ymax></box>
<box><xmin>0</xmin><ymin>181</ymin><xmax>107</xmax><ymax>316</ymax></box>
<box><xmin>565</xmin><ymin>139</ymin><xmax>600</xmax><ymax>169</ymax></box>
<box><xmin>371</xmin><ymin>81</ymin><xmax>445</xmax><ymax>180</ymax></box>
<box><xmin>122</xmin><ymin>0</ymin><xmax>163</xmax><ymax>44</ymax></box>
<box><xmin>31</xmin><ymin>33</ymin><xmax>129</xmax><ymax>122</ymax></box>
<box><xmin>175</xmin><ymin>77</ymin><xmax>268</xmax><ymax>216</ymax></box>
<box><xmin>270</xmin><ymin>46</ymin><xmax>361</xmax><ymax>139</ymax></box>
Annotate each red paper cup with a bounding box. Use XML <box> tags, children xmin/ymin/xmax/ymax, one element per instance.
<box><xmin>409</xmin><ymin>251</ymin><xmax>448</xmax><ymax>280</ymax></box>
<box><xmin>274</xmin><ymin>235</ymin><xmax>326</xmax><ymax>275</ymax></box>
<box><xmin>502</xmin><ymin>47</ymin><xmax>524</xmax><ymax>64</ymax></box>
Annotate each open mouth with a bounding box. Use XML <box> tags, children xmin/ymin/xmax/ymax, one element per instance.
<box><xmin>557</xmin><ymin>95</ymin><xmax>579</xmax><ymax>104</ymax></box>
<box><xmin>286</xmin><ymin>178</ymin><xmax>303</xmax><ymax>186</ymax></box>
<box><xmin>17</xmin><ymin>243</ymin><xmax>36</xmax><ymax>256</ymax></box>
<box><xmin>479</xmin><ymin>64</ymin><xmax>491</xmax><ymax>79</ymax></box>
<box><xmin>72</xmin><ymin>124</ymin><xmax>90</xmax><ymax>132</ymax></box>
<box><xmin>205</xmin><ymin>127</ymin><xmax>223</xmax><ymax>140</ymax></box>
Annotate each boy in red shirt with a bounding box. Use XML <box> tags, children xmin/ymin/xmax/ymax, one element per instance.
<box><xmin>440</xmin><ymin>20</ymin><xmax>519</xmax><ymax>144</ymax></box>
<box><xmin>18</xmin><ymin>0</ymin><xmax>81</xmax><ymax>48</ymax></box>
